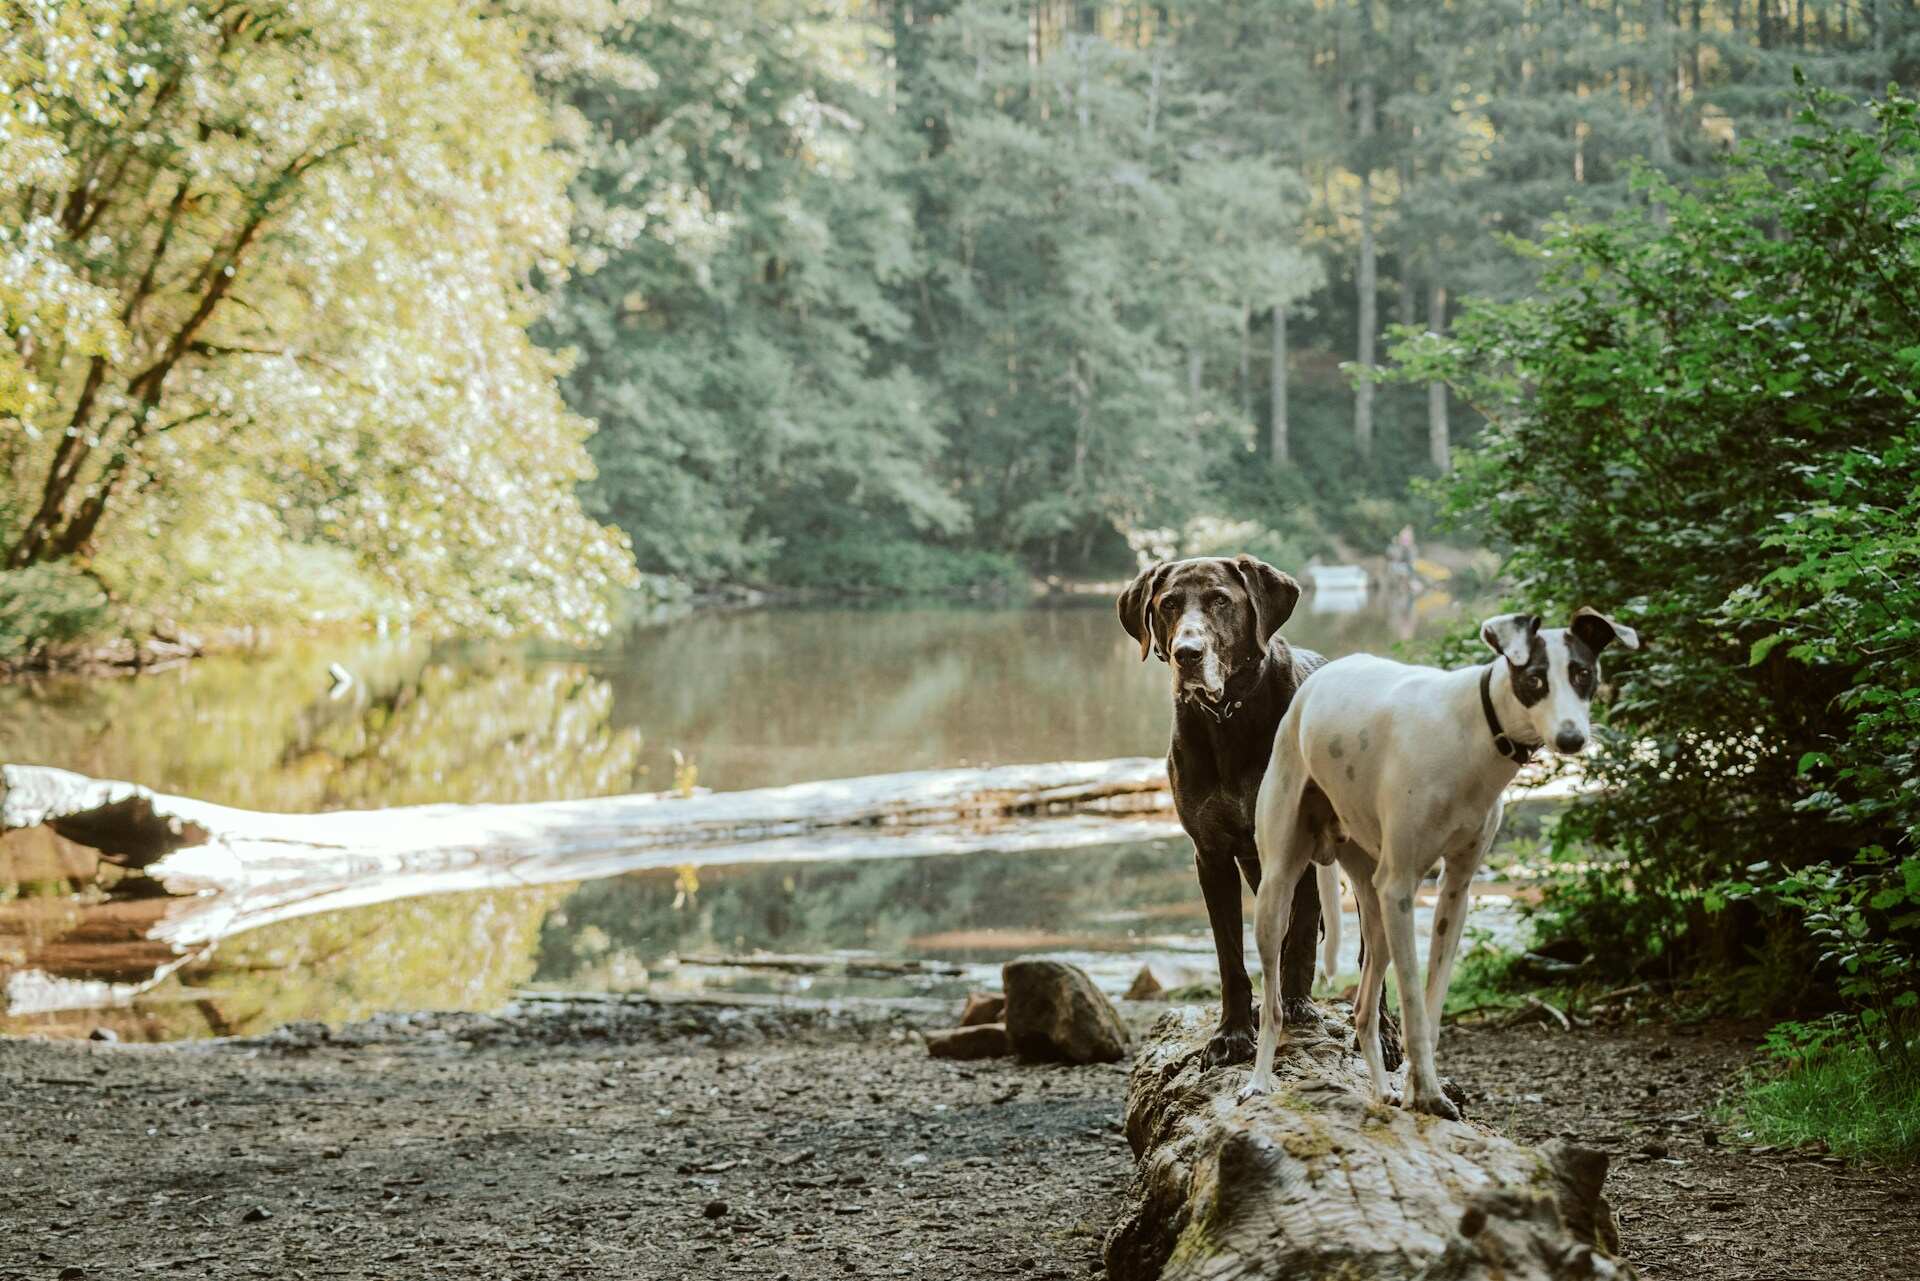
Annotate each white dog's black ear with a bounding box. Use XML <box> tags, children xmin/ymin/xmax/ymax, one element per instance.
<box><xmin>1117</xmin><ymin>561</ymin><xmax>1171</xmax><ymax>662</ymax></box>
<box><xmin>1481</xmin><ymin>612</ymin><xmax>1540</xmax><ymax>666</ymax></box>
<box><xmin>1230</xmin><ymin>554</ymin><xmax>1301</xmax><ymax>651</ymax></box>
<box><xmin>1570</xmin><ymin>607</ymin><xmax>1640</xmax><ymax>653</ymax></box>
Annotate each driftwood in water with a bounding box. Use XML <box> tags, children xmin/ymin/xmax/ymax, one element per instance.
<box><xmin>678</xmin><ymin>952</ymin><xmax>965</xmax><ymax>978</ymax></box>
<box><xmin>0</xmin><ymin>758</ymin><xmax>1175</xmax><ymax>953</ymax></box>
<box><xmin>1104</xmin><ymin>1006</ymin><xmax>1635</xmax><ymax>1281</ymax></box>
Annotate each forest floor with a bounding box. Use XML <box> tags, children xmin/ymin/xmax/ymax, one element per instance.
<box><xmin>2</xmin><ymin>995</ymin><xmax>1915</xmax><ymax>1281</ymax></box>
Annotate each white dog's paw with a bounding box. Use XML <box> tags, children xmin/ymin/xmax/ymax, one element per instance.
<box><xmin>1236</xmin><ymin>1073</ymin><xmax>1278</xmax><ymax>1103</ymax></box>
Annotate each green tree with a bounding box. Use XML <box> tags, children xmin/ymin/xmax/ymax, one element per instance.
<box><xmin>1</xmin><ymin>0</ymin><xmax>633</xmax><ymax>639</ymax></box>
<box><xmin>537</xmin><ymin>0</ymin><xmax>961</xmax><ymax>584</ymax></box>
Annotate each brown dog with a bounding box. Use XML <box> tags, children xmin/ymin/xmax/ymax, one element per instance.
<box><xmin>1118</xmin><ymin>554</ymin><xmax>1327</xmax><ymax>1068</ymax></box>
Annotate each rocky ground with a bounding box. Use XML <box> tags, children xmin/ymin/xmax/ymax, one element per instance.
<box><xmin>2</xmin><ymin>995</ymin><xmax>1915</xmax><ymax>1281</ymax></box>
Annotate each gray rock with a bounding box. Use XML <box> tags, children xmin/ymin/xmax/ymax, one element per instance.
<box><xmin>1001</xmin><ymin>958</ymin><xmax>1128</xmax><ymax>1064</ymax></box>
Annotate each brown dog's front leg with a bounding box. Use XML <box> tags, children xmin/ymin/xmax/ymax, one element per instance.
<box><xmin>1196</xmin><ymin>847</ymin><xmax>1255</xmax><ymax>1068</ymax></box>
<box><xmin>1279</xmin><ymin>871</ymin><xmax>1322</xmax><ymax>1025</ymax></box>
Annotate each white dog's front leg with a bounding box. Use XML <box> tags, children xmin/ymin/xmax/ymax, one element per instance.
<box><xmin>1378</xmin><ymin>863</ymin><xmax>1458</xmax><ymax>1120</ymax></box>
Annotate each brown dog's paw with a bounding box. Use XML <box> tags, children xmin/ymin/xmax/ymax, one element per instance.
<box><xmin>1378</xmin><ymin>1009</ymin><xmax>1406</xmax><ymax>1072</ymax></box>
<box><xmin>1281</xmin><ymin>996</ymin><xmax>1323</xmax><ymax>1029</ymax></box>
<box><xmin>1203</xmin><ymin>1026</ymin><xmax>1257</xmax><ymax>1068</ymax></box>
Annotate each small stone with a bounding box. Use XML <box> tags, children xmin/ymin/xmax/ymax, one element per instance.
<box><xmin>59</xmin><ymin>1269</ymin><xmax>87</xmax><ymax>1281</ymax></box>
<box><xmin>241</xmin><ymin>1206</ymin><xmax>272</xmax><ymax>1223</ymax></box>
<box><xmin>959</xmin><ymin>992</ymin><xmax>1006</xmax><ymax>1027</ymax></box>
<box><xmin>703</xmin><ymin>1200</ymin><xmax>728</xmax><ymax>1219</ymax></box>
<box><xmin>925</xmin><ymin>1024</ymin><xmax>1011</xmax><ymax>1060</ymax></box>
<box><xmin>1124</xmin><ymin>967</ymin><xmax>1165</xmax><ymax>1001</ymax></box>
<box><xmin>87</xmin><ymin>1028</ymin><xmax>117</xmax><ymax>1043</ymax></box>
<box><xmin>1638</xmin><ymin>1141</ymin><xmax>1669</xmax><ymax>1159</ymax></box>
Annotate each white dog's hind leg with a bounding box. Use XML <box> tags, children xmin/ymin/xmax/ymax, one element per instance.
<box><xmin>1315</xmin><ymin>861</ymin><xmax>1341</xmax><ymax>989</ymax></box>
<box><xmin>1341</xmin><ymin>850</ymin><xmax>1393</xmax><ymax>1104</ymax></box>
<box><xmin>1377</xmin><ymin>854</ymin><xmax>1458</xmax><ymax>1120</ymax></box>
<box><xmin>1240</xmin><ymin>769</ymin><xmax>1315</xmax><ymax>1101</ymax></box>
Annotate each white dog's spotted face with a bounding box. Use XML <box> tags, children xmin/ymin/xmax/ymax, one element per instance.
<box><xmin>1482</xmin><ymin>609</ymin><xmax>1640</xmax><ymax>754</ymax></box>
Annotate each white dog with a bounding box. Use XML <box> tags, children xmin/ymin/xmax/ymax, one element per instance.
<box><xmin>1240</xmin><ymin>608</ymin><xmax>1639</xmax><ymax>1117</ymax></box>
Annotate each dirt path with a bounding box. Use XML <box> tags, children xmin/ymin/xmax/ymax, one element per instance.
<box><xmin>2</xmin><ymin>998</ymin><xmax>1914</xmax><ymax>1280</ymax></box>
<box><xmin>1442</xmin><ymin>1017</ymin><xmax>1920</xmax><ymax>1281</ymax></box>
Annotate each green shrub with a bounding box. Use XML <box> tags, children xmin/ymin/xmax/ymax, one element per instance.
<box><xmin>775</xmin><ymin>538</ymin><xmax>1029</xmax><ymax>597</ymax></box>
<box><xmin>1387</xmin><ymin>80</ymin><xmax>1920</xmax><ymax>1008</ymax></box>
<box><xmin>0</xmin><ymin>564</ymin><xmax>111</xmax><ymax>663</ymax></box>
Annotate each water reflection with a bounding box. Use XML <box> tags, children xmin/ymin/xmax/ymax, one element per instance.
<box><xmin>2</xmin><ymin>592</ymin><xmax>1486</xmax><ymax>1039</ymax></box>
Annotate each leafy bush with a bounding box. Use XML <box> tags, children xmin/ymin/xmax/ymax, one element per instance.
<box><xmin>1388</xmin><ymin>80</ymin><xmax>1920</xmax><ymax>1007</ymax></box>
<box><xmin>775</xmin><ymin>539</ymin><xmax>1029</xmax><ymax>598</ymax></box>
<box><xmin>0</xmin><ymin>564</ymin><xmax>110</xmax><ymax>663</ymax></box>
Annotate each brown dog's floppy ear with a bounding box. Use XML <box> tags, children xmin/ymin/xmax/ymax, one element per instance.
<box><xmin>1570</xmin><ymin>607</ymin><xmax>1641</xmax><ymax>653</ymax></box>
<box><xmin>1117</xmin><ymin>561</ymin><xmax>1170</xmax><ymax>661</ymax></box>
<box><xmin>1231</xmin><ymin>555</ymin><xmax>1301</xmax><ymax>651</ymax></box>
<box><xmin>1481</xmin><ymin>612</ymin><xmax>1540</xmax><ymax>665</ymax></box>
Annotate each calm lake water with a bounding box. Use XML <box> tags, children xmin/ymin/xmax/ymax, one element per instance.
<box><xmin>1</xmin><ymin>590</ymin><xmax>1514</xmax><ymax>1040</ymax></box>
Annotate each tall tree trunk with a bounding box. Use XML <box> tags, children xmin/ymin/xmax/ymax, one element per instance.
<box><xmin>7</xmin><ymin>357</ymin><xmax>108</xmax><ymax>568</ymax></box>
<box><xmin>1239</xmin><ymin>301</ymin><xmax>1252</xmax><ymax>424</ymax></box>
<box><xmin>1650</xmin><ymin>0</ymin><xmax>1673</xmax><ymax>169</ymax></box>
<box><xmin>1397</xmin><ymin>154</ymin><xmax>1416</xmax><ymax>329</ymax></box>
<box><xmin>1354</xmin><ymin>79</ymin><xmax>1377</xmax><ymax>460</ymax></box>
<box><xmin>1270</xmin><ymin>302</ymin><xmax>1290</xmax><ymax>467</ymax></box>
<box><xmin>1427</xmin><ymin>281</ymin><xmax>1450</xmax><ymax>474</ymax></box>
<box><xmin>1689</xmin><ymin>0</ymin><xmax>1703</xmax><ymax>98</ymax></box>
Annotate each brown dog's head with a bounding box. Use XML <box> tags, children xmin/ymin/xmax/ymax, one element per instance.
<box><xmin>1117</xmin><ymin>555</ymin><xmax>1301</xmax><ymax>704</ymax></box>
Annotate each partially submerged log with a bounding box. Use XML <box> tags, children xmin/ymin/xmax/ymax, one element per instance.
<box><xmin>1104</xmin><ymin>1006</ymin><xmax>1635</xmax><ymax>1281</ymax></box>
<box><xmin>0</xmin><ymin>758</ymin><xmax>1176</xmax><ymax>952</ymax></box>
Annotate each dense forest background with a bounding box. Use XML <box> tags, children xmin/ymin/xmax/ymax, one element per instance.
<box><xmin>7</xmin><ymin>1</ymin><xmax>1920</xmax><ymax>642</ymax></box>
<box><xmin>543</xmin><ymin>0</ymin><xmax>1920</xmax><ymax>592</ymax></box>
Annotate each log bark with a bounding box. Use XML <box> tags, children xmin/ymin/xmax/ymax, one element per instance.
<box><xmin>1104</xmin><ymin>1006</ymin><xmax>1636</xmax><ymax>1281</ymax></box>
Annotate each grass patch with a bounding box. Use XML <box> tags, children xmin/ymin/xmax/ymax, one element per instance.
<box><xmin>1730</xmin><ymin>1036</ymin><xmax>1920</xmax><ymax>1164</ymax></box>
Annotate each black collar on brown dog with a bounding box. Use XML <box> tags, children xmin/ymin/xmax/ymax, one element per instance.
<box><xmin>1480</xmin><ymin>663</ymin><xmax>1538</xmax><ymax>764</ymax></box>
<box><xmin>1187</xmin><ymin>652</ymin><xmax>1270</xmax><ymax>724</ymax></box>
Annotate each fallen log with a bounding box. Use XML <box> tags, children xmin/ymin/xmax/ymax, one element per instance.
<box><xmin>0</xmin><ymin>758</ymin><xmax>1176</xmax><ymax>954</ymax></box>
<box><xmin>1104</xmin><ymin>1006</ymin><xmax>1635</xmax><ymax>1281</ymax></box>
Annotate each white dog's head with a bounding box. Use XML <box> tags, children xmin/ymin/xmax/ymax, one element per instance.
<box><xmin>1481</xmin><ymin>608</ymin><xmax>1640</xmax><ymax>754</ymax></box>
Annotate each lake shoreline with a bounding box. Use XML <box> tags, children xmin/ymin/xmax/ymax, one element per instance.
<box><xmin>0</xmin><ymin>577</ymin><xmax>1075</xmax><ymax>683</ymax></box>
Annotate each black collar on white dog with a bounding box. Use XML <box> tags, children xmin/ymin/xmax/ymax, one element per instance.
<box><xmin>1480</xmin><ymin>664</ymin><xmax>1538</xmax><ymax>765</ymax></box>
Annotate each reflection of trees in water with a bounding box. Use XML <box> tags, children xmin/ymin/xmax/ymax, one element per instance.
<box><xmin>2</xmin><ymin>649</ymin><xmax>641</xmax><ymax>1038</ymax></box>
<box><xmin>287</xmin><ymin>653</ymin><xmax>645</xmax><ymax>809</ymax></box>
<box><xmin>534</xmin><ymin>839</ymin><xmax>1196</xmax><ymax>983</ymax></box>
<box><xmin>0</xmin><ymin>640</ymin><xmax>645</xmax><ymax>810</ymax></box>
<box><xmin>601</xmin><ymin>605</ymin><xmax>1169</xmax><ymax>791</ymax></box>
<box><xmin>15</xmin><ymin>884</ymin><xmax>572</xmax><ymax>1041</ymax></box>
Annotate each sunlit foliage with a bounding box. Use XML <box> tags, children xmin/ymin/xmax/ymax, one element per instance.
<box><xmin>1</xmin><ymin>1</ymin><xmax>634</xmax><ymax>640</ymax></box>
